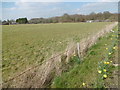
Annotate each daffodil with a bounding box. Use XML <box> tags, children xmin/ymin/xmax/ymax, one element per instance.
<box><xmin>104</xmin><ymin>61</ymin><xmax>107</xmax><ymax>64</ymax></box>
<box><xmin>103</xmin><ymin>69</ymin><xmax>107</xmax><ymax>72</ymax></box>
<box><xmin>103</xmin><ymin>74</ymin><xmax>107</xmax><ymax>78</ymax></box>
<box><xmin>106</xmin><ymin>48</ymin><xmax>108</xmax><ymax>50</ymax></box>
<box><xmin>82</xmin><ymin>83</ymin><xmax>86</xmax><ymax>86</ymax></box>
<box><xmin>109</xmin><ymin>53</ymin><xmax>111</xmax><ymax>55</ymax></box>
<box><xmin>113</xmin><ymin>47</ymin><xmax>116</xmax><ymax>49</ymax></box>
<box><xmin>110</xmin><ymin>61</ymin><xmax>112</xmax><ymax>63</ymax></box>
<box><xmin>106</xmin><ymin>62</ymin><xmax>110</xmax><ymax>64</ymax></box>
<box><xmin>98</xmin><ymin>70</ymin><xmax>102</xmax><ymax>73</ymax></box>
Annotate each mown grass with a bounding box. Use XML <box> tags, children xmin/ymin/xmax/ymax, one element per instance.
<box><xmin>51</xmin><ymin>26</ymin><xmax>118</xmax><ymax>88</ymax></box>
<box><xmin>2</xmin><ymin>22</ymin><xmax>112</xmax><ymax>82</ymax></box>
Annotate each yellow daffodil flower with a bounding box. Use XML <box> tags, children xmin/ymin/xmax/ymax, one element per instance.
<box><xmin>109</xmin><ymin>53</ymin><xmax>111</xmax><ymax>55</ymax></box>
<box><xmin>113</xmin><ymin>47</ymin><xmax>116</xmax><ymax>49</ymax></box>
<box><xmin>104</xmin><ymin>61</ymin><xmax>107</xmax><ymax>64</ymax></box>
<box><xmin>103</xmin><ymin>69</ymin><xmax>107</xmax><ymax>72</ymax></box>
<box><xmin>104</xmin><ymin>61</ymin><xmax>109</xmax><ymax>64</ymax></box>
<box><xmin>82</xmin><ymin>83</ymin><xmax>86</xmax><ymax>86</ymax></box>
<box><xmin>106</xmin><ymin>48</ymin><xmax>108</xmax><ymax>50</ymax></box>
<box><xmin>110</xmin><ymin>61</ymin><xmax>112</xmax><ymax>63</ymax></box>
<box><xmin>103</xmin><ymin>74</ymin><xmax>107</xmax><ymax>78</ymax></box>
<box><xmin>106</xmin><ymin>62</ymin><xmax>110</xmax><ymax>64</ymax></box>
<box><xmin>98</xmin><ymin>70</ymin><xmax>102</xmax><ymax>73</ymax></box>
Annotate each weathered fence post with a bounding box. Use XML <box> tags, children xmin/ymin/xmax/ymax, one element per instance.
<box><xmin>77</xmin><ymin>43</ymin><xmax>80</xmax><ymax>59</ymax></box>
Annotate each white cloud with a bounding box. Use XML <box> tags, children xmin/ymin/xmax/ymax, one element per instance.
<box><xmin>2</xmin><ymin>2</ymin><xmax>65</xmax><ymax>20</ymax></box>
<box><xmin>2</xmin><ymin>0</ymin><xmax>64</xmax><ymax>2</ymax></box>
<box><xmin>2</xmin><ymin>1</ymin><xmax>118</xmax><ymax>20</ymax></box>
<box><xmin>2</xmin><ymin>0</ymin><xmax>119</xmax><ymax>2</ymax></box>
<box><xmin>0</xmin><ymin>2</ymin><xmax>2</xmax><ymax>20</ymax></box>
<box><xmin>76</xmin><ymin>2</ymin><xmax>118</xmax><ymax>14</ymax></box>
<box><xmin>100</xmin><ymin>0</ymin><xmax>119</xmax><ymax>2</ymax></box>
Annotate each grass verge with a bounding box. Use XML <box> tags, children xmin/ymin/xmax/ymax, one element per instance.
<box><xmin>51</xmin><ymin>26</ymin><xmax>118</xmax><ymax>88</ymax></box>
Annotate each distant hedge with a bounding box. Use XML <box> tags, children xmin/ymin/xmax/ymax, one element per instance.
<box><xmin>16</xmin><ymin>18</ymin><xmax>28</xmax><ymax>24</ymax></box>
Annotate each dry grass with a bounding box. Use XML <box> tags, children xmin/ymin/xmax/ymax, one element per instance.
<box><xmin>3</xmin><ymin>22</ymin><xmax>118</xmax><ymax>88</ymax></box>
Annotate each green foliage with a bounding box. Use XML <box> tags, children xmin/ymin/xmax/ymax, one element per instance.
<box><xmin>29</xmin><ymin>12</ymin><xmax>117</xmax><ymax>24</ymax></box>
<box><xmin>96</xmin><ymin>27</ymin><xmax>118</xmax><ymax>88</ymax></box>
<box><xmin>51</xmin><ymin>26</ymin><xmax>118</xmax><ymax>88</ymax></box>
<box><xmin>16</xmin><ymin>18</ymin><xmax>28</xmax><ymax>24</ymax></box>
<box><xmin>69</xmin><ymin>55</ymin><xmax>81</xmax><ymax>65</ymax></box>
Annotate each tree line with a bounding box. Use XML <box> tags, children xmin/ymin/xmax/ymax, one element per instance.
<box><xmin>29</xmin><ymin>11</ymin><xmax>118</xmax><ymax>24</ymax></box>
<box><xmin>1</xmin><ymin>11</ymin><xmax>118</xmax><ymax>25</ymax></box>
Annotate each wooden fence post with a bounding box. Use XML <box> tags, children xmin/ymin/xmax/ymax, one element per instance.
<box><xmin>77</xmin><ymin>43</ymin><xmax>80</xmax><ymax>59</ymax></box>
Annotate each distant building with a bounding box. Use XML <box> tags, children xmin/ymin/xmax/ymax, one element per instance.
<box><xmin>11</xmin><ymin>21</ymin><xmax>17</xmax><ymax>25</ymax></box>
<box><xmin>86</xmin><ymin>20</ymin><xmax>93</xmax><ymax>23</ymax></box>
<box><xmin>2</xmin><ymin>21</ymin><xmax>9</xmax><ymax>25</ymax></box>
<box><xmin>2</xmin><ymin>20</ymin><xmax>17</xmax><ymax>25</ymax></box>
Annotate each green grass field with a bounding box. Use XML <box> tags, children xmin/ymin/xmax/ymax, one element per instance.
<box><xmin>2</xmin><ymin>22</ymin><xmax>112</xmax><ymax>82</ymax></box>
<box><xmin>51</xmin><ymin>26</ymin><xmax>118</xmax><ymax>88</ymax></box>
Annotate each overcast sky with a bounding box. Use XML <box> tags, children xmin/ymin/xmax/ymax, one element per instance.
<box><xmin>0</xmin><ymin>0</ymin><xmax>119</xmax><ymax>20</ymax></box>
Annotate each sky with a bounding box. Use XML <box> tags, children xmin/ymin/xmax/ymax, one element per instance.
<box><xmin>0</xmin><ymin>0</ymin><xmax>119</xmax><ymax>20</ymax></box>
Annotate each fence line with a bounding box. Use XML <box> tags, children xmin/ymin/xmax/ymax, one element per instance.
<box><xmin>3</xmin><ymin>49</ymin><xmax>69</xmax><ymax>83</ymax></box>
<box><xmin>2</xmin><ymin>22</ymin><xmax>118</xmax><ymax>87</ymax></box>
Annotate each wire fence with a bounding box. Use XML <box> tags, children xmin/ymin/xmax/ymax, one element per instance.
<box><xmin>2</xmin><ymin>22</ymin><xmax>118</xmax><ymax>87</ymax></box>
<box><xmin>3</xmin><ymin>49</ymin><xmax>68</xmax><ymax>83</ymax></box>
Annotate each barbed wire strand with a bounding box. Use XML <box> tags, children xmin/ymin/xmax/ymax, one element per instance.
<box><xmin>3</xmin><ymin>49</ymin><xmax>70</xmax><ymax>84</ymax></box>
